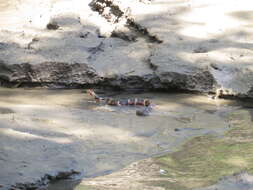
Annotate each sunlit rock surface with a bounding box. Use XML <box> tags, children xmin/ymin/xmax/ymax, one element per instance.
<box><xmin>0</xmin><ymin>0</ymin><xmax>253</xmax><ymax>94</ymax></box>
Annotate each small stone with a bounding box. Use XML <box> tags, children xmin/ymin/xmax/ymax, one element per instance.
<box><xmin>159</xmin><ymin>169</ymin><xmax>167</xmax><ymax>175</ymax></box>
<box><xmin>79</xmin><ymin>32</ymin><xmax>90</xmax><ymax>38</ymax></box>
<box><xmin>193</xmin><ymin>47</ymin><xmax>208</xmax><ymax>53</ymax></box>
<box><xmin>136</xmin><ymin>107</ymin><xmax>151</xmax><ymax>116</ymax></box>
<box><xmin>136</xmin><ymin>110</ymin><xmax>148</xmax><ymax>116</ymax></box>
<box><xmin>46</xmin><ymin>22</ymin><xmax>59</xmax><ymax>30</ymax></box>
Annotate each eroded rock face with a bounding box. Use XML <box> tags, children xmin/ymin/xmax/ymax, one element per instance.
<box><xmin>210</xmin><ymin>64</ymin><xmax>253</xmax><ymax>97</ymax></box>
<box><xmin>9</xmin><ymin>62</ymin><xmax>100</xmax><ymax>86</ymax></box>
<box><xmin>0</xmin><ymin>0</ymin><xmax>253</xmax><ymax>97</ymax></box>
<box><xmin>150</xmin><ymin>43</ymin><xmax>217</xmax><ymax>92</ymax></box>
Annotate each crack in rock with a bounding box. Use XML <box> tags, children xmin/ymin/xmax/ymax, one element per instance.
<box><xmin>89</xmin><ymin>0</ymin><xmax>162</xmax><ymax>43</ymax></box>
<box><xmin>87</xmin><ymin>42</ymin><xmax>105</xmax><ymax>61</ymax></box>
<box><xmin>111</xmin><ymin>28</ymin><xmax>137</xmax><ymax>42</ymax></box>
<box><xmin>146</xmin><ymin>57</ymin><xmax>158</xmax><ymax>71</ymax></box>
<box><xmin>89</xmin><ymin>0</ymin><xmax>130</xmax><ymax>24</ymax></box>
<box><xmin>126</xmin><ymin>20</ymin><xmax>163</xmax><ymax>44</ymax></box>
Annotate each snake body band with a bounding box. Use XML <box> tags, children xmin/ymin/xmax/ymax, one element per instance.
<box><xmin>87</xmin><ymin>89</ymin><xmax>151</xmax><ymax>107</ymax></box>
<box><xmin>87</xmin><ymin>89</ymin><xmax>153</xmax><ymax>116</ymax></box>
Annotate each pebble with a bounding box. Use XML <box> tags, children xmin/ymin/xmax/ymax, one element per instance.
<box><xmin>159</xmin><ymin>169</ymin><xmax>167</xmax><ymax>175</ymax></box>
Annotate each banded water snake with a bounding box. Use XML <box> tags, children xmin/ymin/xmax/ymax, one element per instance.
<box><xmin>87</xmin><ymin>89</ymin><xmax>153</xmax><ymax>116</ymax></box>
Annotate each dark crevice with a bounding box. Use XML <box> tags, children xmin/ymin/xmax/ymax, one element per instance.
<box><xmin>89</xmin><ymin>0</ymin><xmax>127</xmax><ymax>24</ymax></box>
<box><xmin>0</xmin><ymin>81</ymin><xmax>96</xmax><ymax>89</ymax></box>
<box><xmin>126</xmin><ymin>20</ymin><xmax>163</xmax><ymax>44</ymax></box>
<box><xmin>111</xmin><ymin>20</ymin><xmax>163</xmax><ymax>43</ymax></box>
<box><xmin>89</xmin><ymin>0</ymin><xmax>163</xmax><ymax>44</ymax></box>
<box><xmin>111</xmin><ymin>30</ymin><xmax>137</xmax><ymax>42</ymax></box>
<box><xmin>79</xmin><ymin>32</ymin><xmax>90</xmax><ymax>39</ymax></box>
<box><xmin>193</xmin><ymin>46</ymin><xmax>209</xmax><ymax>53</ymax></box>
<box><xmin>87</xmin><ymin>41</ymin><xmax>105</xmax><ymax>61</ymax></box>
<box><xmin>210</xmin><ymin>63</ymin><xmax>222</xmax><ymax>71</ymax></box>
<box><xmin>145</xmin><ymin>57</ymin><xmax>158</xmax><ymax>71</ymax></box>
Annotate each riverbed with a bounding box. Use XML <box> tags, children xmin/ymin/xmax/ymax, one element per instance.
<box><xmin>0</xmin><ymin>87</ymin><xmax>247</xmax><ymax>189</ymax></box>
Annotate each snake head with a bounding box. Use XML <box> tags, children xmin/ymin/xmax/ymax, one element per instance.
<box><xmin>87</xmin><ymin>89</ymin><xmax>101</xmax><ymax>102</ymax></box>
<box><xmin>87</xmin><ymin>89</ymin><xmax>95</xmax><ymax>97</ymax></box>
<box><xmin>144</xmin><ymin>99</ymin><xmax>151</xmax><ymax>106</ymax></box>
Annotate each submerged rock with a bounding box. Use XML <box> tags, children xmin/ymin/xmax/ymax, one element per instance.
<box><xmin>136</xmin><ymin>106</ymin><xmax>152</xmax><ymax>116</ymax></box>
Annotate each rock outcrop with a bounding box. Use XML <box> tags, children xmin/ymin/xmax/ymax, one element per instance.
<box><xmin>1</xmin><ymin>0</ymin><xmax>253</xmax><ymax>97</ymax></box>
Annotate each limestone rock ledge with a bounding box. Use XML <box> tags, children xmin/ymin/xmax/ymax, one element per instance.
<box><xmin>0</xmin><ymin>0</ymin><xmax>253</xmax><ymax>97</ymax></box>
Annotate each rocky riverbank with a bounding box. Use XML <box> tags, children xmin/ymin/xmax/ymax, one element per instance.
<box><xmin>1</xmin><ymin>0</ymin><xmax>253</xmax><ymax>189</ymax></box>
<box><xmin>0</xmin><ymin>0</ymin><xmax>253</xmax><ymax>97</ymax></box>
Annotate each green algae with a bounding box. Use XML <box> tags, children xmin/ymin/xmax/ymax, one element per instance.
<box><xmin>150</xmin><ymin>109</ymin><xmax>253</xmax><ymax>190</ymax></box>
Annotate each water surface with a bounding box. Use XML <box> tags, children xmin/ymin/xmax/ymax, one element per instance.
<box><xmin>0</xmin><ymin>88</ymin><xmax>244</xmax><ymax>189</ymax></box>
